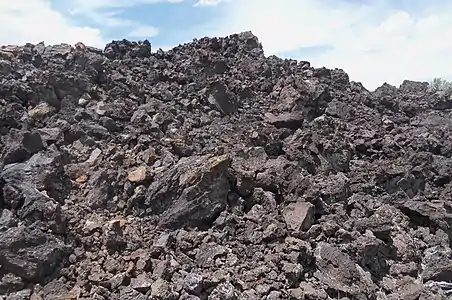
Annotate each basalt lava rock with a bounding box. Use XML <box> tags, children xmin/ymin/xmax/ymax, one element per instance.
<box><xmin>0</xmin><ymin>31</ymin><xmax>451</xmax><ymax>299</ymax></box>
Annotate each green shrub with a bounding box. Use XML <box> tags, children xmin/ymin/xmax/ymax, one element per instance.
<box><xmin>427</xmin><ymin>77</ymin><xmax>452</xmax><ymax>94</ymax></box>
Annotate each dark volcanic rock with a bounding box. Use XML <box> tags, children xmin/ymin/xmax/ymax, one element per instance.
<box><xmin>145</xmin><ymin>154</ymin><xmax>231</xmax><ymax>229</ymax></box>
<box><xmin>0</xmin><ymin>226</ymin><xmax>67</xmax><ymax>282</ymax></box>
<box><xmin>266</xmin><ymin>112</ymin><xmax>304</xmax><ymax>129</ymax></box>
<box><xmin>1</xmin><ymin>130</ymin><xmax>43</xmax><ymax>165</ymax></box>
<box><xmin>1</xmin><ymin>148</ymin><xmax>69</xmax><ymax>233</ymax></box>
<box><xmin>206</xmin><ymin>81</ymin><xmax>239</xmax><ymax>115</ymax></box>
<box><xmin>314</xmin><ymin>242</ymin><xmax>377</xmax><ymax>298</ymax></box>
<box><xmin>0</xmin><ymin>32</ymin><xmax>451</xmax><ymax>299</ymax></box>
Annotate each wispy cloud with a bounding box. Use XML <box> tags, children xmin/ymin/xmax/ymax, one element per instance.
<box><xmin>202</xmin><ymin>0</ymin><xmax>452</xmax><ymax>89</ymax></box>
<box><xmin>0</xmin><ymin>0</ymin><xmax>104</xmax><ymax>47</ymax></box>
<box><xmin>1</xmin><ymin>0</ymin><xmax>451</xmax><ymax>90</ymax></box>
<box><xmin>0</xmin><ymin>0</ymin><xmax>184</xmax><ymax>47</ymax></box>
<box><xmin>68</xmin><ymin>0</ymin><xmax>184</xmax><ymax>11</ymax></box>
<box><xmin>194</xmin><ymin>0</ymin><xmax>226</xmax><ymax>7</ymax></box>
<box><xmin>65</xmin><ymin>0</ymin><xmax>185</xmax><ymax>38</ymax></box>
<box><xmin>128</xmin><ymin>26</ymin><xmax>160</xmax><ymax>38</ymax></box>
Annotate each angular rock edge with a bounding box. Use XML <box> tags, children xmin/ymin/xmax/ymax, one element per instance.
<box><xmin>0</xmin><ymin>31</ymin><xmax>452</xmax><ymax>299</ymax></box>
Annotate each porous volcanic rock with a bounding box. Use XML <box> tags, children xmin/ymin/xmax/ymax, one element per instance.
<box><xmin>1</xmin><ymin>31</ymin><xmax>452</xmax><ymax>299</ymax></box>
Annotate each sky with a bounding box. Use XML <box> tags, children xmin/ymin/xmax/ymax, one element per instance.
<box><xmin>1</xmin><ymin>0</ymin><xmax>452</xmax><ymax>90</ymax></box>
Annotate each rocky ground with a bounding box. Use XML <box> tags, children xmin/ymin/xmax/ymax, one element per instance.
<box><xmin>0</xmin><ymin>32</ymin><xmax>452</xmax><ymax>300</ymax></box>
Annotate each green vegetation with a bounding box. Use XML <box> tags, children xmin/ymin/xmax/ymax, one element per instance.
<box><xmin>428</xmin><ymin>77</ymin><xmax>452</xmax><ymax>94</ymax></box>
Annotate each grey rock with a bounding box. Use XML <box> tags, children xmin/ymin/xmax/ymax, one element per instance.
<box><xmin>37</xmin><ymin>127</ymin><xmax>62</xmax><ymax>145</ymax></box>
<box><xmin>267</xmin><ymin>291</ymin><xmax>282</xmax><ymax>300</ymax></box>
<box><xmin>152</xmin><ymin>259</ymin><xmax>175</xmax><ymax>281</ymax></box>
<box><xmin>422</xmin><ymin>245</ymin><xmax>452</xmax><ymax>282</ymax></box>
<box><xmin>110</xmin><ymin>273</ymin><xmax>128</xmax><ymax>290</ymax></box>
<box><xmin>0</xmin><ymin>226</ymin><xmax>67</xmax><ymax>282</ymax></box>
<box><xmin>196</xmin><ymin>243</ymin><xmax>229</xmax><ymax>268</ymax></box>
<box><xmin>207</xmin><ymin>81</ymin><xmax>239</xmax><ymax>115</ymax></box>
<box><xmin>130</xmin><ymin>273</ymin><xmax>152</xmax><ymax>293</ymax></box>
<box><xmin>314</xmin><ymin>242</ymin><xmax>376</xmax><ymax>298</ymax></box>
<box><xmin>0</xmin><ymin>209</ymin><xmax>17</xmax><ymax>231</ymax></box>
<box><xmin>119</xmin><ymin>286</ymin><xmax>147</xmax><ymax>300</ymax></box>
<box><xmin>283</xmin><ymin>201</ymin><xmax>315</xmax><ymax>232</ymax></box>
<box><xmin>0</xmin><ymin>273</ymin><xmax>24</xmax><ymax>295</ymax></box>
<box><xmin>28</xmin><ymin>102</ymin><xmax>55</xmax><ymax>120</ymax></box>
<box><xmin>2</xmin><ymin>31</ymin><xmax>452</xmax><ymax>300</ymax></box>
<box><xmin>0</xmin><ymin>60</ymin><xmax>12</xmax><ymax>75</ymax></box>
<box><xmin>85</xmin><ymin>169</ymin><xmax>115</xmax><ymax>209</ymax></box>
<box><xmin>1</xmin><ymin>130</ymin><xmax>43</xmax><ymax>165</ymax></box>
<box><xmin>1</xmin><ymin>149</ymin><xmax>68</xmax><ymax>233</ymax></box>
<box><xmin>281</xmin><ymin>262</ymin><xmax>303</xmax><ymax>287</ymax></box>
<box><xmin>151</xmin><ymin>278</ymin><xmax>178</xmax><ymax>300</ymax></box>
<box><xmin>38</xmin><ymin>281</ymin><xmax>70</xmax><ymax>300</ymax></box>
<box><xmin>298</xmin><ymin>282</ymin><xmax>328</xmax><ymax>300</ymax></box>
<box><xmin>266</xmin><ymin>112</ymin><xmax>304</xmax><ymax>129</ymax></box>
<box><xmin>208</xmin><ymin>282</ymin><xmax>237</xmax><ymax>300</ymax></box>
<box><xmin>184</xmin><ymin>273</ymin><xmax>203</xmax><ymax>295</ymax></box>
<box><xmin>145</xmin><ymin>154</ymin><xmax>230</xmax><ymax>229</ymax></box>
<box><xmin>3</xmin><ymin>289</ymin><xmax>31</xmax><ymax>300</ymax></box>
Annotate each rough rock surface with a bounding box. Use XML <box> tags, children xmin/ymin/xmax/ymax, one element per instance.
<box><xmin>1</xmin><ymin>33</ymin><xmax>452</xmax><ymax>299</ymax></box>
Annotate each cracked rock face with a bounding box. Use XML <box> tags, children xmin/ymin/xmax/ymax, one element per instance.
<box><xmin>1</xmin><ymin>32</ymin><xmax>452</xmax><ymax>299</ymax></box>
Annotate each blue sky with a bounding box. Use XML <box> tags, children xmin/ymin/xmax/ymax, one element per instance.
<box><xmin>1</xmin><ymin>0</ymin><xmax>452</xmax><ymax>90</ymax></box>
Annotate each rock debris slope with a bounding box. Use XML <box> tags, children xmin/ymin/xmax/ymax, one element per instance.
<box><xmin>1</xmin><ymin>32</ymin><xmax>452</xmax><ymax>300</ymax></box>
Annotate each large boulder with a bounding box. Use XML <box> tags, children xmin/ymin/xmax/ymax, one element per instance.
<box><xmin>0</xmin><ymin>226</ymin><xmax>68</xmax><ymax>282</ymax></box>
<box><xmin>145</xmin><ymin>154</ymin><xmax>231</xmax><ymax>228</ymax></box>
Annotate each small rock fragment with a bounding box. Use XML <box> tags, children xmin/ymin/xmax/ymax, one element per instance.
<box><xmin>283</xmin><ymin>201</ymin><xmax>315</xmax><ymax>231</ymax></box>
<box><xmin>130</xmin><ymin>273</ymin><xmax>152</xmax><ymax>293</ymax></box>
<box><xmin>28</xmin><ymin>103</ymin><xmax>54</xmax><ymax>120</ymax></box>
<box><xmin>209</xmin><ymin>282</ymin><xmax>237</xmax><ymax>300</ymax></box>
<box><xmin>151</xmin><ymin>278</ymin><xmax>178</xmax><ymax>300</ymax></box>
<box><xmin>184</xmin><ymin>273</ymin><xmax>203</xmax><ymax>295</ymax></box>
<box><xmin>127</xmin><ymin>166</ymin><xmax>149</xmax><ymax>182</ymax></box>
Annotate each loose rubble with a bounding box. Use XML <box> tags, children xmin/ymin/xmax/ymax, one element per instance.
<box><xmin>1</xmin><ymin>33</ymin><xmax>452</xmax><ymax>299</ymax></box>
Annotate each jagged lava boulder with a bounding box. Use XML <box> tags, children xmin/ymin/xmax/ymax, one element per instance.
<box><xmin>0</xmin><ymin>31</ymin><xmax>452</xmax><ymax>299</ymax></box>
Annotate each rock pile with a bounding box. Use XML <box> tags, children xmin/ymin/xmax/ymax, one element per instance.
<box><xmin>1</xmin><ymin>32</ymin><xmax>452</xmax><ymax>299</ymax></box>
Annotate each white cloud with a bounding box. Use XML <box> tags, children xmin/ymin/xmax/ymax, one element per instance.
<box><xmin>2</xmin><ymin>0</ymin><xmax>450</xmax><ymax>91</ymax></box>
<box><xmin>154</xmin><ymin>43</ymin><xmax>178</xmax><ymax>51</ymax></box>
<box><xmin>0</xmin><ymin>0</ymin><xmax>184</xmax><ymax>48</ymax></box>
<box><xmin>129</xmin><ymin>26</ymin><xmax>160</xmax><ymax>38</ymax></box>
<box><xmin>0</xmin><ymin>0</ymin><xmax>104</xmax><ymax>47</ymax></box>
<box><xmin>205</xmin><ymin>0</ymin><xmax>452</xmax><ymax>90</ymax></box>
<box><xmin>194</xmin><ymin>0</ymin><xmax>225</xmax><ymax>7</ymax></box>
<box><xmin>67</xmin><ymin>0</ymin><xmax>183</xmax><ymax>28</ymax></box>
<box><xmin>64</xmin><ymin>0</ymin><xmax>186</xmax><ymax>43</ymax></box>
<box><xmin>69</xmin><ymin>0</ymin><xmax>183</xmax><ymax>11</ymax></box>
